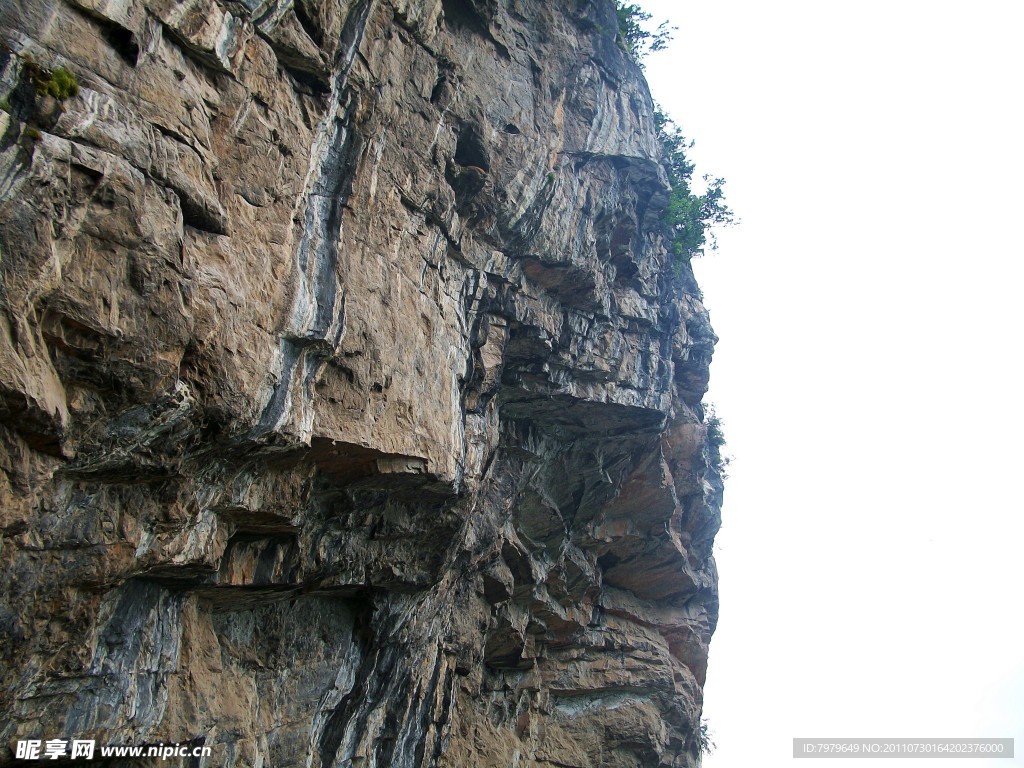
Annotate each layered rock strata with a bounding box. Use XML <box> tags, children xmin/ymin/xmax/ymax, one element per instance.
<box><xmin>0</xmin><ymin>0</ymin><xmax>723</xmax><ymax>765</ymax></box>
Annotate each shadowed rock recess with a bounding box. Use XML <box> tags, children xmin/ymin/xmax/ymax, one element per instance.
<box><xmin>0</xmin><ymin>0</ymin><xmax>724</xmax><ymax>765</ymax></box>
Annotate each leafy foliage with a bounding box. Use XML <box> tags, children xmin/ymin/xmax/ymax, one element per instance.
<box><xmin>705</xmin><ymin>405</ymin><xmax>726</xmax><ymax>450</ymax></box>
<box><xmin>20</xmin><ymin>54</ymin><xmax>80</xmax><ymax>102</ymax></box>
<box><xmin>39</xmin><ymin>66</ymin><xmax>80</xmax><ymax>100</ymax></box>
<box><xmin>698</xmin><ymin>717</ymin><xmax>717</xmax><ymax>755</ymax></box>
<box><xmin>615</xmin><ymin>2</ymin><xmax>674</xmax><ymax>64</ymax></box>
<box><xmin>612</xmin><ymin>4</ymin><xmax>734</xmax><ymax>260</ymax></box>
<box><xmin>655</xmin><ymin>107</ymin><xmax>735</xmax><ymax>260</ymax></box>
<box><xmin>704</xmin><ymin>404</ymin><xmax>732</xmax><ymax>478</ymax></box>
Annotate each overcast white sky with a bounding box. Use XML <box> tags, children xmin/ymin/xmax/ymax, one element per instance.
<box><xmin>638</xmin><ymin>1</ymin><xmax>1024</xmax><ymax>766</ymax></box>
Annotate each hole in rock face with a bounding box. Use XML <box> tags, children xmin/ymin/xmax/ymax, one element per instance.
<box><xmin>503</xmin><ymin>123</ymin><xmax>521</xmax><ymax>135</ymax></box>
<box><xmin>440</xmin><ymin>0</ymin><xmax>491</xmax><ymax>36</ymax></box>
<box><xmin>293</xmin><ymin>0</ymin><xmax>325</xmax><ymax>47</ymax></box>
<box><xmin>596</xmin><ymin>551</ymin><xmax>621</xmax><ymax>572</ymax></box>
<box><xmin>454</xmin><ymin>121</ymin><xmax>490</xmax><ymax>172</ymax></box>
<box><xmin>430</xmin><ymin>75</ymin><xmax>446</xmax><ymax>104</ymax></box>
<box><xmin>430</xmin><ymin>57</ymin><xmax>457</xmax><ymax>105</ymax></box>
<box><xmin>101</xmin><ymin>24</ymin><xmax>139</xmax><ymax>66</ymax></box>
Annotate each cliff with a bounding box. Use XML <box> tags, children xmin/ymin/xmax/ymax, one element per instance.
<box><xmin>0</xmin><ymin>0</ymin><xmax>722</xmax><ymax>765</ymax></box>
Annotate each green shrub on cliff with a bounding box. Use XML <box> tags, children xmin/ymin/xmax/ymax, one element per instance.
<box><xmin>19</xmin><ymin>54</ymin><xmax>80</xmax><ymax>101</ymax></box>
<box><xmin>615</xmin><ymin>2</ymin><xmax>674</xmax><ymax>64</ymax></box>
<box><xmin>39</xmin><ymin>66</ymin><xmax>79</xmax><ymax>100</ymax></box>
<box><xmin>705</xmin><ymin>406</ymin><xmax>726</xmax><ymax>450</ymax></box>
<box><xmin>698</xmin><ymin>717</ymin><xmax>717</xmax><ymax>754</ymax></box>
<box><xmin>704</xmin><ymin>405</ymin><xmax>732</xmax><ymax>477</ymax></box>
<box><xmin>655</xmin><ymin>107</ymin><xmax>735</xmax><ymax>260</ymax></box>
<box><xmin>614</xmin><ymin>4</ymin><xmax>734</xmax><ymax>259</ymax></box>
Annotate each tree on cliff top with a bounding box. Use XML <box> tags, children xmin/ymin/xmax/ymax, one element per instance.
<box><xmin>615</xmin><ymin>2</ymin><xmax>736</xmax><ymax>260</ymax></box>
<box><xmin>615</xmin><ymin>2</ymin><xmax>674</xmax><ymax>64</ymax></box>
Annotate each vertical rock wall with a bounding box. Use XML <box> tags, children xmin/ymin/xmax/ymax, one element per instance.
<box><xmin>0</xmin><ymin>0</ymin><xmax>723</xmax><ymax>765</ymax></box>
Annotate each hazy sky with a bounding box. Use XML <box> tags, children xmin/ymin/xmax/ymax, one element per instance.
<box><xmin>638</xmin><ymin>1</ymin><xmax>1024</xmax><ymax>765</ymax></box>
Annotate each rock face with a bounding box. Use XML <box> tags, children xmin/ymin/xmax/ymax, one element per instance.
<box><xmin>0</xmin><ymin>0</ymin><xmax>723</xmax><ymax>765</ymax></box>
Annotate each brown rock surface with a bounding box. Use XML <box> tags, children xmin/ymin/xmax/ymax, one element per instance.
<box><xmin>0</xmin><ymin>0</ymin><xmax>723</xmax><ymax>765</ymax></box>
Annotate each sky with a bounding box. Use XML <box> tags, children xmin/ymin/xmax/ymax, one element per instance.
<box><xmin>638</xmin><ymin>1</ymin><xmax>1024</xmax><ymax>766</ymax></box>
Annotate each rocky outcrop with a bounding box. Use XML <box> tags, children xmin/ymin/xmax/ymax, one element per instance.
<box><xmin>0</xmin><ymin>0</ymin><xmax>722</xmax><ymax>765</ymax></box>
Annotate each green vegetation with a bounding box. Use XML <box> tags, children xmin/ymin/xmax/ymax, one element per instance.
<box><xmin>1</xmin><ymin>55</ymin><xmax>79</xmax><ymax>149</ymax></box>
<box><xmin>704</xmin><ymin>405</ymin><xmax>732</xmax><ymax>477</ymax></box>
<box><xmin>615</xmin><ymin>2</ymin><xmax>674</xmax><ymax>65</ymax></box>
<box><xmin>614</xmin><ymin>3</ymin><xmax>734</xmax><ymax>260</ymax></box>
<box><xmin>37</xmin><ymin>66</ymin><xmax>80</xmax><ymax>100</ymax></box>
<box><xmin>705</xmin><ymin>405</ymin><xmax>726</xmax><ymax>450</ymax></box>
<box><xmin>18</xmin><ymin>53</ymin><xmax>80</xmax><ymax>102</ymax></box>
<box><xmin>656</xmin><ymin>107</ymin><xmax>735</xmax><ymax>261</ymax></box>
<box><xmin>698</xmin><ymin>717</ymin><xmax>717</xmax><ymax>755</ymax></box>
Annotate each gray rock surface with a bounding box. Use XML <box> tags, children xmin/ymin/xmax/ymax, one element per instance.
<box><xmin>0</xmin><ymin>0</ymin><xmax>723</xmax><ymax>765</ymax></box>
